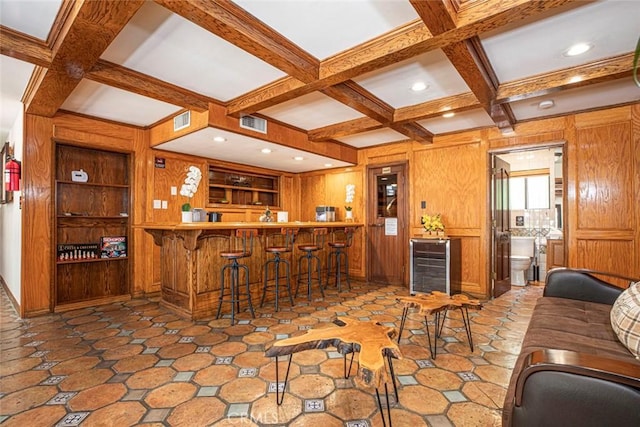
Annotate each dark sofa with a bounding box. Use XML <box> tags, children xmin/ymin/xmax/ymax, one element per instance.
<box><xmin>503</xmin><ymin>268</ymin><xmax>640</xmax><ymax>427</ymax></box>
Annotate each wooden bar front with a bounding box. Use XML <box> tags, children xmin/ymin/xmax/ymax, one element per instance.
<box><xmin>141</xmin><ymin>222</ymin><xmax>362</xmax><ymax>320</ymax></box>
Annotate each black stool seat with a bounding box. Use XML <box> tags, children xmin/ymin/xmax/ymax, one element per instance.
<box><xmin>216</xmin><ymin>228</ymin><xmax>258</xmax><ymax>325</ymax></box>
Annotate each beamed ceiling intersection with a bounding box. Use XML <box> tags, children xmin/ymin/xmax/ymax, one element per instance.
<box><xmin>0</xmin><ymin>0</ymin><xmax>635</xmax><ymax>147</ymax></box>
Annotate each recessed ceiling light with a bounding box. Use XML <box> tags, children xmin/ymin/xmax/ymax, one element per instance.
<box><xmin>442</xmin><ymin>112</ymin><xmax>455</xmax><ymax>118</ymax></box>
<box><xmin>261</xmin><ymin>148</ymin><xmax>271</xmax><ymax>154</ymax></box>
<box><xmin>564</xmin><ymin>43</ymin><xmax>592</xmax><ymax>57</ymax></box>
<box><xmin>293</xmin><ymin>156</ymin><xmax>304</xmax><ymax>161</ymax></box>
<box><xmin>324</xmin><ymin>163</ymin><xmax>333</xmax><ymax>168</ymax></box>
<box><xmin>538</xmin><ymin>100</ymin><xmax>555</xmax><ymax>110</ymax></box>
<box><xmin>411</xmin><ymin>81</ymin><xmax>428</xmax><ymax>92</ymax></box>
<box><xmin>213</xmin><ymin>136</ymin><xmax>226</xmax><ymax>142</ymax></box>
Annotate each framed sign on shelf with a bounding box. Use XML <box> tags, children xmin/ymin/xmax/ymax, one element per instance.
<box><xmin>1</xmin><ymin>141</ymin><xmax>13</xmax><ymax>204</ymax></box>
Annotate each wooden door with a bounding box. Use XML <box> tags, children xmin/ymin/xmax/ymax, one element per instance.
<box><xmin>492</xmin><ymin>156</ymin><xmax>511</xmax><ymax>298</ymax></box>
<box><xmin>367</xmin><ymin>163</ymin><xmax>408</xmax><ymax>285</ymax></box>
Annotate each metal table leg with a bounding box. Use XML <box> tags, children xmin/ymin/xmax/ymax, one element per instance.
<box><xmin>273</xmin><ymin>354</ymin><xmax>293</xmax><ymax>405</ymax></box>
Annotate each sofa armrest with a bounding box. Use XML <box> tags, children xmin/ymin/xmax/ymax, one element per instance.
<box><xmin>508</xmin><ymin>349</ymin><xmax>640</xmax><ymax>427</ymax></box>
<box><xmin>544</xmin><ymin>268</ymin><xmax>628</xmax><ymax>305</ymax></box>
<box><xmin>515</xmin><ymin>348</ymin><xmax>640</xmax><ymax>407</ymax></box>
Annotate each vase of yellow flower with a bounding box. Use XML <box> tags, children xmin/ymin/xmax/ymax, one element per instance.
<box><xmin>421</xmin><ymin>213</ymin><xmax>445</xmax><ymax>237</ymax></box>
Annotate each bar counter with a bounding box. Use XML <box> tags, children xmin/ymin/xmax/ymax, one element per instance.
<box><xmin>140</xmin><ymin>222</ymin><xmax>362</xmax><ymax>320</ymax></box>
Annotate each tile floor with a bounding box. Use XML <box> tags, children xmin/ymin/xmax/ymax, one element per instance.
<box><xmin>0</xmin><ymin>281</ymin><xmax>543</xmax><ymax>427</ymax></box>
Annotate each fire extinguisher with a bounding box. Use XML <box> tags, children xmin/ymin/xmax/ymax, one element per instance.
<box><xmin>5</xmin><ymin>156</ymin><xmax>20</xmax><ymax>192</ymax></box>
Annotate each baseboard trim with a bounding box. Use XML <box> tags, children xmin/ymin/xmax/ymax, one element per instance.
<box><xmin>0</xmin><ymin>274</ymin><xmax>21</xmax><ymax>316</ymax></box>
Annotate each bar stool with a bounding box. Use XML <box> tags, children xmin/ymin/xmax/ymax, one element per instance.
<box><xmin>216</xmin><ymin>228</ymin><xmax>258</xmax><ymax>325</ymax></box>
<box><xmin>295</xmin><ymin>228</ymin><xmax>327</xmax><ymax>301</ymax></box>
<box><xmin>260</xmin><ymin>228</ymin><xmax>298</xmax><ymax>311</ymax></box>
<box><xmin>326</xmin><ymin>227</ymin><xmax>355</xmax><ymax>292</ymax></box>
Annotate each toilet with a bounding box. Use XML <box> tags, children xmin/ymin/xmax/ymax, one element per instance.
<box><xmin>511</xmin><ymin>236</ymin><xmax>535</xmax><ymax>286</ymax></box>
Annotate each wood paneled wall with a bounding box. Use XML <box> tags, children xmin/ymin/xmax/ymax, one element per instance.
<box><xmin>298</xmin><ymin>166</ymin><xmax>366</xmax><ymax>278</ymax></box>
<box><xmin>568</xmin><ymin>106</ymin><xmax>639</xmax><ymax>279</ymax></box>
<box><xmin>22</xmin><ymin>115</ymin><xmax>54</xmax><ymax>317</ymax></box>
<box><xmin>19</xmin><ymin>104</ymin><xmax>639</xmax><ymax>316</ymax></box>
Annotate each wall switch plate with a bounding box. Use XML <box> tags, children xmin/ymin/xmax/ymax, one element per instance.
<box><xmin>161</xmin><ymin>200</ymin><xmax>168</xmax><ymax>209</ymax></box>
<box><xmin>421</xmin><ymin>201</ymin><xmax>426</xmax><ymax>209</ymax></box>
<box><xmin>153</xmin><ymin>199</ymin><xmax>161</xmax><ymax>209</ymax></box>
<box><xmin>170</xmin><ymin>186</ymin><xmax>177</xmax><ymax>195</ymax></box>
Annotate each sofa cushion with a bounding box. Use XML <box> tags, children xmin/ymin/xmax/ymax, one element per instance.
<box><xmin>519</xmin><ymin>297</ymin><xmax>633</xmax><ymax>360</ymax></box>
<box><xmin>610</xmin><ymin>281</ymin><xmax>640</xmax><ymax>359</ymax></box>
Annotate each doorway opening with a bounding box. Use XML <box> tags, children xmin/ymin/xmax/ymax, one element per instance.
<box><xmin>489</xmin><ymin>144</ymin><xmax>565</xmax><ymax>298</ymax></box>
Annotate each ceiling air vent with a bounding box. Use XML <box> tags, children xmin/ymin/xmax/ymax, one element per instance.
<box><xmin>239</xmin><ymin>114</ymin><xmax>267</xmax><ymax>134</ymax></box>
<box><xmin>173</xmin><ymin>111</ymin><xmax>191</xmax><ymax>132</ymax></box>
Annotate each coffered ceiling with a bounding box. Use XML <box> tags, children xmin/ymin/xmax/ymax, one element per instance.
<box><xmin>1</xmin><ymin>0</ymin><xmax>639</xmax><ymax>172</ymax></box>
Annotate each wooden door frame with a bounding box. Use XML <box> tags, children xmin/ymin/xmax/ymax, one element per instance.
<box><xmin>487</xmin><ymin>142</ymin><xmax>566</xmax><ymax>296</ymax></box>
<box><xmin>366</xmin><ymin>160</ymin><xmax>409</xmax><ymax>284</ymax></box>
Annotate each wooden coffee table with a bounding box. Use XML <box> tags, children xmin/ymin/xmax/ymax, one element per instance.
<box><xmin>396</xmin><ymin>291</ymin><xmax>482</xmax><ymax>359</ymax></box>
<box><xmin>265</xmin><ymin>317</ymin><xmax>402</xmax><ymax>426</ymax></box>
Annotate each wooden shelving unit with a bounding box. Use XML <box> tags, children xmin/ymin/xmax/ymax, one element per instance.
<box><xmin>208</xmin><ymin>165</ymin><xmax>279</xmax><ymax>208</ymax></box>
<box><xmin>54</xmin><ymin>144</ymin><xmax>132</xmax><ymax>307</ymax></box>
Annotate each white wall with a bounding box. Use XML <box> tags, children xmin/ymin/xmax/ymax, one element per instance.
<box><xmin>0</xmin><ymin>108</ymin><xmax>23</xmax><ymax>307</ymax></box>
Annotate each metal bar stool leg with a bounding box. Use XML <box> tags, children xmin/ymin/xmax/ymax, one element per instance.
<box><xmin>283</xmin><ymin>259</ymin><xmax>293</xmax><ymax>306</ymax></box>
<box><xmin>216</xmin><ymin>265</ymin><xmax>227</xmax><ymax>319</ymax></box>
<box><xmin>239</xmin><ymin>263</ymin><xmax>254</xmax><ymax>319</ymax></box>
<box><xmin>314</xmin><ymin>253</ymin><xmax>324</xmax><ymax>298</ymax></box>
<box><xmin>343</xmin><ymin>249</ymin><xmax>351</xmax><ymax>289</ymax></box>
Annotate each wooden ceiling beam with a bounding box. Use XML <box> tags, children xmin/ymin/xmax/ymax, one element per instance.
<box><xmin>86</xmin><ymin>60</ymin><xmax>211</xmax><ymax>112</ymax></box>
<box><xmin>390</xmin><ymin>122</ymin><xmax>434</xmax><ymax>144</ymax></box>
<box><xmin>410</xmin><ymin>1</ymin><xmax>511</xmax><ymax>131</ymax></box>
<box><xmin>0</xmin><ymin>26</ymin><xmax>51</xmax><ymax>68</ymax></box>
<box><xmin>495</xmin><ymin>53</ymin><xmax>635</xmax><ymax>104</ymax></box>
<box><xmin>309</xmin><ymin>117</ymin><xmax>384</xmax><ymax>142</ymax></box>
<box><xmin>441</xmin><ymin>39</ymin><xmax>493</xmax><ymax>110</ymax></box>
<box><xmin>321</xmin><ymin>81</ymin><xmax>394</xmax><ymax>125</ymax></box>
<box><xmin>321</xmin><ymin>0</ymin><xmax>572</xmax><ymax>81</ymax></box>
<box><xmin>156</xmin><ymin>0</ymin><xmax>319</xmax><ymax>83</ymax></box>
<box><xmin>24</xmin><ymin>0</ymin><xmax>145</xmax><ymax>117</ymax></box>
<box><xmin>309</xmin><ymin>93</ymin><xmax>480</xmax><ymax>142</ymax></box>
<box><xmin>227</xmin><ymin>0</ymin><xmax>572</xmax><ymax>117</ymax></box>
<box><xmin>410</xmin><ymin>0</ymin><xmax>458</xmax><ymax>36</ymax></box>
<box><xmin>394</xmin><ymin>92</ymin><xmax>480</xmax><ymax>123</ymax></box>
<box><xmin>441</xmin><ymin>36</ymin><xmax>514</xmax><ymax>131</ymax></box>
<box><xmin>226</xmin><ymin>77</ymin><xmax>316</xmax><ymax>118</ymax></box>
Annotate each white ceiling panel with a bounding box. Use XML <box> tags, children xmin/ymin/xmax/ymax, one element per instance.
<box><xmin>234</xmin><ymin>0</ymin><xmax>419</xmax><ymax>60</ymax></box>
<box><xmin>481</xmin><ymin>0</ymin><xmax>640</xmax><ymax>83</ymax></box>
<box><xmin>100</xmin><ymin>1</ymin><xmax>286</xmax><ymax>102</ymax></box>
<box><xmin>155</xmin><ymin>127</ymin><xmax>352</xmax><ymax>173</ymax></box>
<box><xmin>418</xmin><ymin>109</ymin><xmax>495</xmax><ymax>134</ymax></box>
<box><xmin>1</xmin><ymin>1</ymin><xmax>638</xmax><ymax>172</ymax></box>
<box><xmin>61</xmin><ymin>80</ymin><xmax>182</xmax><ymax>127</ymax></box>
<box><xmin>0</xmin><ymin>0</ymin><xmax>61</xmax><ymax>40</ymax></box>
<box><xmin>354</xmin><ymin>50</ymin><xmax>471</xmax><ymax>108</ymax></box>
<box><xmin>260</xmin><ymin>92</ymin><xmax>364</xmax><ymax>130</ymax></box>
<box><xmin>336</xmin><ymin>128</ymin><xmax>407</xmax><ymax>148</ymax></box>
<box><xmin>0</xmin><ymin>56</ymin><xmax>35</xmax><ymax>141</ymax></box>
<box><xmin>510</xmin><ymin>79</ymin><xmax>640</xmax><ymax>121</ymax></box>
